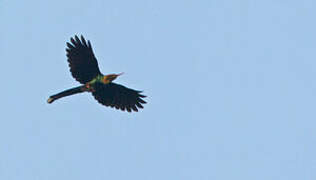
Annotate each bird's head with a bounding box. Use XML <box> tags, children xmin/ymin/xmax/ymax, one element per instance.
<box><xmin>103</xmin><ymin>72</ymin><xmax>124</xmax><ymax>84</ymax></box>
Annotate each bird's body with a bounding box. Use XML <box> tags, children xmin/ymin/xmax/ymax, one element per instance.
<box><xmin>47</xmin><ymin>35</ymin><xmax>146</xmax><ymax>112</ymax></box>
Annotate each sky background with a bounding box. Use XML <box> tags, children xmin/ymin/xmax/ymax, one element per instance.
<box><xmin>1</xmin><ymin>0</ymin><xmax>316</xmax><ymax>179</ymax></box>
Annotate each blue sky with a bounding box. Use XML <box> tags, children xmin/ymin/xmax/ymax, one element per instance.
<box><xmin>1</xmin><ymin>0</ymin><xmax>316</xmax><ymax>179</ymax></box>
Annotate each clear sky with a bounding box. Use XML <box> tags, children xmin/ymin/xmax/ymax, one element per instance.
<box><xmin>1</xmin><ymin>0</ymin><xmax>316</xmax><ymax>179</ymax></box>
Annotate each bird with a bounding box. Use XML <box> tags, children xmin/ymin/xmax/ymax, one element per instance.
<box><xmin>47</xmin><ymin>35</ymin><xmax>146</xmax><ymax>112</ymax></box>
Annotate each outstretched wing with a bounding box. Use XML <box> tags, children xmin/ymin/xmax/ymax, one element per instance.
<box><xmin>66</xmin><ymin>35</ymin><xmax>102</xmax><ymax>84</ymax></box>
<box><xmin>92</xmin><ymin>82</ymin><xmax>146</xmax><ymax>112</ymax></box>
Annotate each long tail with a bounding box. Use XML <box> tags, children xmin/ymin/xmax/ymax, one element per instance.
<box><xmin>47</xmin><ymin>85</ymin><xmax>87</xmax><ymax>104</ymax></box>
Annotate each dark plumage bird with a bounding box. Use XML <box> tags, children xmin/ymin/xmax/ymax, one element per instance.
<box><xmin>47</xmin><ymin>35</ymin><xmax>146</xmax><ymax>112</ymax></box>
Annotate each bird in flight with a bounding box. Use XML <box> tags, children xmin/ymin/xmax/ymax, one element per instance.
<box><xmin>47</xmin><ymin>35</ymin><xmax>146</xmax><ymax>112</ymax></box>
